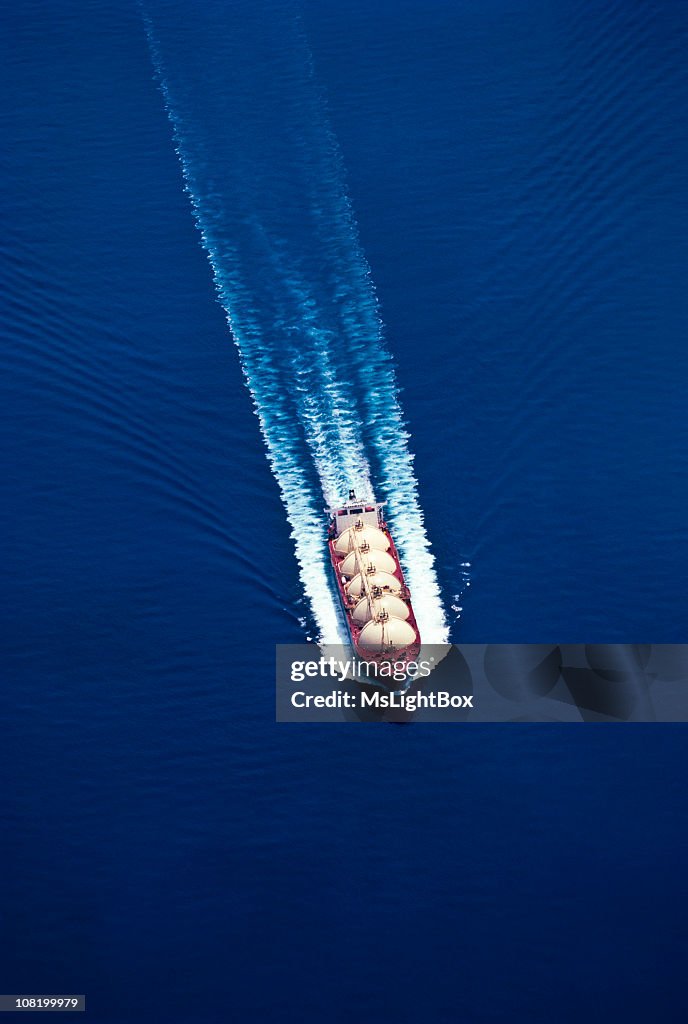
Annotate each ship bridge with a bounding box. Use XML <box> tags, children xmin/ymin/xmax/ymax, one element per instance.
<box><xmin>327</xmin><ymin>489</ymin><xmax>385</xmax><ymax>538</ymax></box>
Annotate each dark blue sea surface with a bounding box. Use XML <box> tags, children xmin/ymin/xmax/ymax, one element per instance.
<box><xmin>2</xmin><ymin>1</ymin><xmax>687</xmax><ymax>1021</ymax></box>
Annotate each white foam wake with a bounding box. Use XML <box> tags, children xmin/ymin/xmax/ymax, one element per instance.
<box><xmin>142</xmin><ymin>7</ymin><xmax>448</xmax><ymax>644</ymax></box>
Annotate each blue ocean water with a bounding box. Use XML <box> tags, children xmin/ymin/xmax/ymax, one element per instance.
<box><xmin>2</xmin><ymin>1</ymin><xmax>687</xmax><ymax>1021</ymax></box>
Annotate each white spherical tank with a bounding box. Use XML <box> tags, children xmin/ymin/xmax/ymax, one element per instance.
<box><xmin>339</xmin><ymin>549</ymin><xmax>397</xmax><ymax>579</ymax></box>
<box><xmin>334</xmin><ymin>525</ymin><xmax>390</xmax><ymax>556</ymax></box>
<box><xmin>358</xmin><ymin>617</ymin><xmax>417</xmax><ymax>653</ymax></box>
<box><xmin>346</xmin><ymin>571</ymin><xmax>402</xmax><ymax>600</ymax></box>
<box><xmin>352</xmin><ymin>594</ymin><xmax>411</xmax><ymax>625</ymax></box>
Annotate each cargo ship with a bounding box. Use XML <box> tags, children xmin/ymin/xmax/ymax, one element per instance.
<box><xmin>327</xmin><ymin>490</ymin><xmax>421</xmax><ymax>666</ymax></box>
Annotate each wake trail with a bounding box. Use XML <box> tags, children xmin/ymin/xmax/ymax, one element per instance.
<box><xmin>142</xmin><ymin>1</ymin><xmax>448</xmax><ymax>644</ymax></box>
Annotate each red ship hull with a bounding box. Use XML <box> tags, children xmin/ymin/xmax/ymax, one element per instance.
<box><xmin>327</xmin><ymin>496</ymin><xmax>421</xmax><ymax>669</ymax></box>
